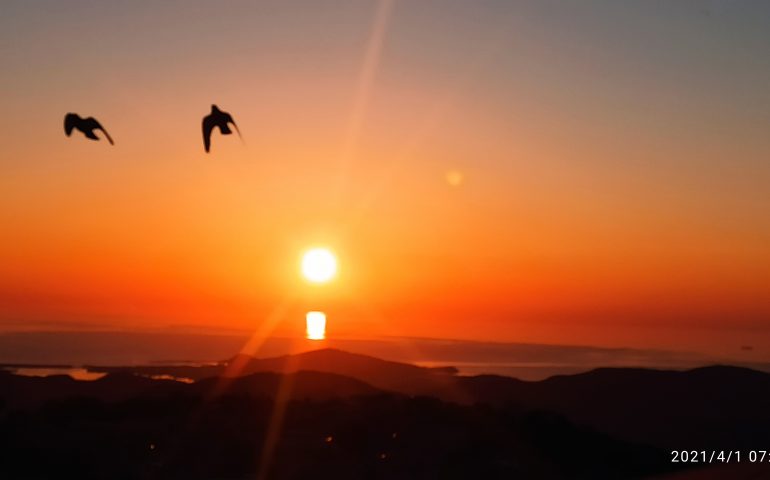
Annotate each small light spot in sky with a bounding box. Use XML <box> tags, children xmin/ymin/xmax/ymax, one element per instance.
<box><xmin>445</xmin><ymin>170</ymin><xmax>464</xmax><ymax>187</ymax></box>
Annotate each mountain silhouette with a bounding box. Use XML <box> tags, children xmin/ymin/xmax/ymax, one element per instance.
<box><xmin>88</xmin><ymin>348</ymin><xmax>467</xmax><ymax>399</ymax></box>
<box><xmin>0</xmin><ymin>367</ymin><xmax>676</xmax><ymax>480</ymax></box>
<box><xmin>192</xmin><ymin>370</ymin><xmax>382</xmax><ymax>400</ymax></box>
<box><xmin>457</xmin><ymin>365</ymin><xmax>770</xmax><ymax>449</ymax></box>
<box><xmin>18</xmin><ymin>349</ymin><xmax>770</xmax><ymax>452</ymax></box>
<box><xmin>223</xmin><ymin>348</ymin><xmax>466</xmax><ymax>399</ymax></box>
<box><xmin>0</xmin><ymin>370</ymin><xmax>178</xmax><ymax>409</ymax></box>
<box><xmin>209</xmin><ymin>350</ymin><xmax>770</xmax><ymax>449</ymax></box>
<box><xmin>0</xmin><ymin>368</ymin><xmax>380</xmax><ymax>410</ymax></box>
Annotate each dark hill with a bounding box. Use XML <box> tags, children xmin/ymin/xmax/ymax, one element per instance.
<box><xmin>458</xmin><ymin>365</ymin><xmax>770</xmax><ymax>449</ymax></box>
<box><xmin>0</xmin><ymin>368</ymin><xmax>384</xmax><ymax>411</ymax></box>
<box><xmin>222</xmin><ymin>348</ymin><xmax>468</xmax><ymax>401</ymax></box>
<box><xmin>192</xmin><ymin>370</ymin><xmax>383</xmax><ymax>400</ymax></box>
<box><xmin>0</xmin><ymin>370</ymin><xmax>176</xmax><ymax>409</ymax></box>
<box><xmin>224</xmin><ymin>351</ymin><xmax>770</xmax><ymax>449</ymax></box>
<box><xmin>6</xmin><ymin>351</ymin><xmax>770</xmax><ymax>451</ymax></box>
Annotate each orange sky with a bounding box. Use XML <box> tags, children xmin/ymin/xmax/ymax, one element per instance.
<box><xmin>1</xmin><ymin>1</ymin><xmax>769</xmax><ymax>358</ymax></box>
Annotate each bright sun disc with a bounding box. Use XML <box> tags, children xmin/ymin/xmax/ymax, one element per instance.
<box><xmin>301</xmin><ymin>248</ymin><xmax>337</xmax><ymax>283</ymax></box>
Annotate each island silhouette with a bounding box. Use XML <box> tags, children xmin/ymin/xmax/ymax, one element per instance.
<box><xmin>2</xmin><ymin>348</ymin><xmax>769</xmax><ymax>479</ymax></box>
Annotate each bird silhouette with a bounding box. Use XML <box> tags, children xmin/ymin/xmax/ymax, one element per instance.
<box><xmin>64</xmin><ymin>113</ymin><xmax>114</xmax><ymax>145</ymax></box>
<box><xmin>202</xmin><ymin>104</ymin><xmax>241</xmax><ymax>153</ymax></box>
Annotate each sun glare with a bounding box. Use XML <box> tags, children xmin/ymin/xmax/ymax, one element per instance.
<box><xmin>301</xmin><ymin>248</ymin><xmax>337</xmax><ymax>283</ymax></box>
<box><xmin>306</xmin><ymin>311</ymin><xmax>327</xmax><ymax>340</ymax></box>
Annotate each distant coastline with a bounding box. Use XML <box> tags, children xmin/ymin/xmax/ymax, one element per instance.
<box><xmin>2</xmin><ymin>330</ymin><xmax>766</xmax><ymax>381</ymax></box>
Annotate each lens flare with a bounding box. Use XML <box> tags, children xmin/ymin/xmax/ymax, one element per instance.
<box><xmin>445</xmin><ymin>169</ymin><xmax>463</xmax><ymax>187</ymax></box>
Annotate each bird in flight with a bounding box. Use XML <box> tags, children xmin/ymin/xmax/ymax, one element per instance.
<box><xmin>64</xmin><ymin>113</ymin><xmax>114</xmax><ymax>145</ymax></box>
<box><xmin>202</xmin><ymin>104</ymin><xmax>242</xmax><ymax>153</ymax></box>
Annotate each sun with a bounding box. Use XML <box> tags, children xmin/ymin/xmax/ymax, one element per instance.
<box><xmin>301</xmin><ymin>248</ymin><xmax>337</xmax><ymax>284</ymax></box>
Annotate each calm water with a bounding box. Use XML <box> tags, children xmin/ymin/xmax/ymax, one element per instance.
<box><xmin>3</xmin><ymin>367</ymin><xmax>195</xmax><ymax>383</ymax></box>
<box><xmin>5</xmin><ymin>367</ymin><xmax>106</xmax><ymax>381</ymax></box>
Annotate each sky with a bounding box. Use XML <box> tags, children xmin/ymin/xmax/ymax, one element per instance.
<box><xmin>1</xmin><ymin>0</ymin><xmax>769</xmax><ymax>359</ymax></box>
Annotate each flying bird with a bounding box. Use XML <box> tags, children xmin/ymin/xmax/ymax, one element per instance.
<box><xmin>202</xmin><ymin>104</ymin><xmax>242</xmax><ymax>153</ymax></box>
<box><xmin>63</xmin><ymin>113</ymin><xmax>114</xmax><ymax>145</ymax></box>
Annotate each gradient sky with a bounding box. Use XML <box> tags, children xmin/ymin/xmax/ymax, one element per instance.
<box><xmin>1</xmin><ymin>0</ymin><xmax>769</xmax><ymax>358</ymax></box>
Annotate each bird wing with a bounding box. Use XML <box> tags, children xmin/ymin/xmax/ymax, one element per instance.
<box><xmin>64</xmin><ymin>113</ymin><xmax>77</xmax><ymax>136</ymax></box>
<box><xmin>202</xmin><ymin>114</ymin><xmax>214</xmax><ymax>153</ymax></box>
<box><xmin>91</xmin><ymin>119</ymin><xmax>114</xmax><ymax>145</ymax></box>
<box><xmin>225</xmin><ymin>113</ymin><xmax>243</xmax><ymax>141</ymax></box>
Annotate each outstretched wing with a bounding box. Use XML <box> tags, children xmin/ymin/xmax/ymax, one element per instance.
<box><xmin>202</xmin><ymin>114</ymin><xmax>214</xmax><ymax>153</ymax></box>
<box><xmin>91</xmin><ymin>119</ymin><xmax>114</xmax><ymax>145</ymax></box>
<box><xmin>64</xmin><ymin>113</ymin><xmax>78</xmax><ymax>136</ymax></box>
<box><xmin>224</xmin><ymin>113</ymin><xmax>243</xmax><ymax>141</ymax></box>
